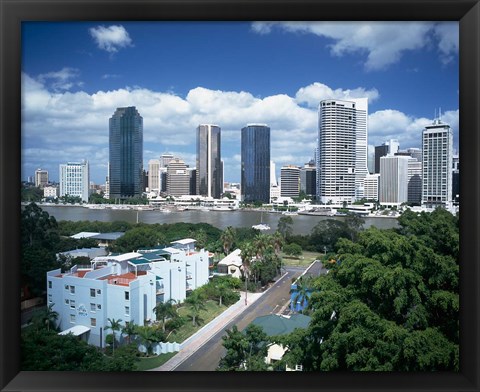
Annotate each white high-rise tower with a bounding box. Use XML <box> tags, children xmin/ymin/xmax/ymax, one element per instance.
<box><xmin>317</xmin><ymin>98</ymin><xmax>368</xmax><ymax>203</ymax></box>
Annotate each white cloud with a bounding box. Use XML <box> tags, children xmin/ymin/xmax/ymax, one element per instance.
<box><xmin>295</xmin><ymin>82</ymin><xmax>379</xmax><ymax>108</ymax></box>
<box><xmin>37</xmin><ymin>67</ymin><xmax>82</xmax><ymax>91</ymax></box>
<box><xmin>21</xmin><ymin>72</ymin><xmax>458</xmax><ymax>183</ymax></box>
<box><xmin>89</xmin><ymin>25</ymin><xmax>133</xmax><ymax>53</ymax></box>
<box><xmin>251</xmin><ymin>21</ymin><xmax>456</xmax><ymax>71</ymax></box>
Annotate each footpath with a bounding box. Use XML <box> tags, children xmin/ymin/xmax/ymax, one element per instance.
<box><xmin>151</xmin><ymin>290</ymin><xmax>265</xmax><ymax>371</ymax></box>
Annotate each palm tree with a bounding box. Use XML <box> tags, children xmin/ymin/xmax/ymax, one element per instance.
<box><xmin>121</xmin><ymin>321</ymin><xmax>137</xmax><ymax>345</ymax></box>
<box><xmin>185</xmin><ymin>292</ymin><xmax>207</xmax><ymax>326</ymax></box>
<box><xmin>290</xmin><ymin>276</ymin><xmax>313</xmax><ymax>313</ymax></box>
<box><xmin>136</xmin><ymin>325</ymin><xmax>163</xmax><ymax>356</ymax></box>
<box><xmin>216</xmin><ymin>283</ymin><xmax>230</xmax><ymax>307</ymax></box>
<box><xmin>271</xmin><ymin>231</ymin><xmax>285</xmax><ymax>256</ymax></box>
<box><xmin>32</xmin><ymin>303</ymin><xmax>59</xmax><ymax>331</ymax></box>
<box><xmin>153</xmin><ymin>299</ymin><xmax>178</xmax><ymax>332</ymax></box>
<box><xmin>104</xmin><ymin>318</ymin><xmax>122</xmax><ymax>355</ymax></box>
<box><xmin>240</xmin><ymin>242</ymin><xmax>255</xmax><ymax>306</ymax></box>
<box><xmin>220</xmin><ymin>226</ymin><xmax>235</xmax><ymax>256</ymax></box>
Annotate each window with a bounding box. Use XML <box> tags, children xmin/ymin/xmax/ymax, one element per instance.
<box><xmin>70</xmin><ymin>300</ymin><xmax>76</xmax><ymax>309</ymax></box>
<box><xmin>70</xmin><ymin>314</ymin><xmax>76</xmax><ymax>323</ymax></box>
<box><xmin>90</xmin><ymin>318</ymin><xmax>96</xmax><ymax>327</ymax></box>
<box><xmin>65</xmin><ymin>284</ymin><xmax>69</xmax><ymax>290</ymax></box>
<box><xmin>125</xmin><ymin>306</ymin><xmax>130</xmax><ymax>316</ymax></box>
<box><xmin>97</xmin><ymin>304</ymin><xmax>102</xmax><ymax>310</ymax></box>
<box><xmin>48</xmin><ymin>294</ymin><xmax>52</xmax><ymax>303</ymax></box>
<box><xmin>48</xmin><ymin>281</ymin><xmax>52</xmax><ymax>289</ymax></box>
<box><xmin>90</xmin><ymin>288</ymin><xmax>96</xmax><ymax>297</ymax></box>
<box><xmin>70</xmin><ymin>286</ymin><xmax>75</xmax><ymax>294</ymax></box>
<box><xmin>97</xmin><ymin>289</ymin><xmax>102</xmax><ymax>295</ymax></box>
<box><xmin>65</xmin><ymin>299</ymin><xmax>70</xmax><ymax>305</ymax></box>
<box><xmin>90</xmin><ymin>303</ymin><xmax>96</xmax><ymax>312</ymax></box>
<box><xmin>125</xmin><ymin>291</ymin><xmax>129</xmax><ymax>301</ymax></box>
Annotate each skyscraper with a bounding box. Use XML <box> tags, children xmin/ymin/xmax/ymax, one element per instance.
<box><xmin>280</xmin><ymin>165</ymin><xmax>300</xmax><ymax>198</ymax></box>
<box><xmin>148</xmin><ymin>159</ymin><xmax>160</xmax><ymax>193</ymax></box>
<box><xmin>109</xmin><ymin>107</ymin><xmax>143</xmax><ymax>199</ymax></box>
<box><xmin>241</xmin><ymin>124</ymin><xmax>270</xmax><ymax>203</ymax></box>
<box><xmin>317</xmin><ymin>98</ymin><xmax>368</xmax><ymax>203</ymax></box>
<box><xmin>59</xmin><ymin>160</ymin><xmax>90</xmax><ymax>202</ymax></box>
<box><xmin>196</xmin><ymin>124</ymin><xmax>222</xmax><ymax>198</ymax></box>
<box><xmin>422</xmin><ymin>118</ymin><xmax>453</xmax><ymax>208</ymax></box>
<box><xmin>166</xmin><ymin>157</ymin><xmax>190</xmax><ymax>197</ymax></box>
<box><xmin>35</xmin><ymin>168</ymin><xmax>49</xmax><ymax>188</ymax></box>
<box><xmin>379</xmin><ymin>155</ymin><xmax>409</xmax><ymax>206</ymax></box>
<box><xmin>300</xmin><ymin>160</ymin><xmax>316</xmax><ymax>198</ymax></box>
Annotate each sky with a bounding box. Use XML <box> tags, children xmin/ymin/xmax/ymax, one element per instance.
<box><xmin>21</xmin><ymin>21</ymin><xmax>459</xmax><ymax>184</ymax></box>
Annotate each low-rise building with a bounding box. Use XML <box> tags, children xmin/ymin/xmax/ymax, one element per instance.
<box><xmin>217</xmin><ymin>249</ymin><xmax>243</xmax><ymax>278</ymax></box>
<box><xmin>47</xmin><ymin>239</ymin><xmax>211</xmax><ymax>347</ymax></box>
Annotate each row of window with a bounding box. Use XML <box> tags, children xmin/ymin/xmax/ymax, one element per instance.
<box><xmin>69</xmin><ymin>306</ymin><xmax>130</xmax><ymax>326</ymax></box>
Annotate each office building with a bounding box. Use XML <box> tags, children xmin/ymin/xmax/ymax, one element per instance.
<box><xmin>375</xmin><ymin>139</ymin><xmax>399</xmax><ymax>173</ymax></box>
<box><xmin>300</xmin><ymin>161</ymin><xmax>316</xmax><ymax>198</ymax></box>
<box><xmin>280</xmin><ymin>165</ymin><xmax>300</xmax><ymax>198</ymax></box>
<box><xmin>166</xmin><ymin>157</ymin><xmax>190</xmax><ymax>197</ymax></box>
<box><xmin>363</xmin><ymin>173</ymin><xmax>380</xmax><ymax>201</ymax></box>
<box><xmin>379</xmin><ymin>155</ymin><xmax>409</xmax><ymax>206</ymax></box>
<box><xmin>47</xmin><ymin>239</ymin><xmax>211</xmax><ymax>347</ymax></box>
<box><xmin>452</xmin><ymin>154</ymin><xmax>459</xmax><ymax>202</ymax></box>
<box><xmin>241</xmin><ymin>124</ymin><xmax>271</xmax><ymax>203</ymax></box>
<box><xmin>109</xmin><ymin>106</ymin><xmax>143</xmax><ymax>199</ymax></box>
<box><xmin>196</xmin><ymin>124</ymin><xmax>222</xmax><ymax>198</ymax></box>
<box><xmin>147</xmin><ymin>159</ymin><xmax>161</xmax><ymax>193</ymax></box>
<box><xmin>35</xmin><ymin>168</ymin><xmax>49</xmax><ymax>188</ymax></box>
<box><xmin>407</xmin><ymin>158</ymin><xmax>422</xmax><ymax>205</ymax></box>
<box><xmin>317</xmin><ymin>98</ymin><xmax>369</xmax><ymax>203</ymax></box>
<box><xmin>421</xmin><ymin>118</ymin><xmax>453</xmax><ymax>208</ymax></box>
<box><xmin>59</xmin><ymin>161</ymin><xmax>90</xmax><ymax>202</ymax></box>
<box><xmin>270</xmin><ymin>161</ymin><xmax>278</xmax><ymax>187</ymax></box>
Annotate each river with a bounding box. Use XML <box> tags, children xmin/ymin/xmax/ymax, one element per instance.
<box><xmin>39</xmin><ymin>205</ymin><xmax>398</xmax><ymax>235</ymax></box>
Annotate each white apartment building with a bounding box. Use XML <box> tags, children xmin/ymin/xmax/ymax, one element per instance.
<box><xmin>422</xmin><ymin>119</ymin><xmax>453</xmax><ymax>208</ymax></box>
<box><xmin>59</xmin><ymin>161</ymin><xmax>90</xmax><ymax>202</ymax></box>
<box><xmin>47</xmin><ymin>239</ymin><xmax>211</xmax><ymax>347</ymax></box>
<box><xmin>43</xmin><ymin>186</ymin><xmax>58</xmax><ymax>199</ymax></box>
<box><xmin>379</xmin><ymin>155</ymin><xmax>409</xmax><ymax>206</ymax></box>
<box><xmin>317</xmin><ymin>98</ymin><xmax>368</xmax><ymax>204</ymax></box>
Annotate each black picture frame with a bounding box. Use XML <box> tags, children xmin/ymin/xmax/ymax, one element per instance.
<box><xmin>1</xmin><ymin>0</ymin><xmax>479</xmax><ymax>391</ymax></box>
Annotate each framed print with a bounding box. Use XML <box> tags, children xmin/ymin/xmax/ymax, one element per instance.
<box><xmin>1</xmin><ymin>0</ymin><xmax>479</xmax><ymax>391</ymax></box>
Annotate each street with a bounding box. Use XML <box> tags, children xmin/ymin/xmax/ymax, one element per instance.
<box><xmin>174</xmin><ymin>268</ymin><xmax>302</xmax><ymax>371</ymax></box>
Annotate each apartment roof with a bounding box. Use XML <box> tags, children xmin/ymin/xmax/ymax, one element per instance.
<box><xmin>90</xmin><ymin>232</ymin><xmax>125</xmax><ymax>241</ymax></box>
<box><xmin>70</xmin><ymin>232</ymin><xmax>99</xmax><ymax>239</ymax></box>
<box><xmin>171</xmin><ymin>238</ymin><xmax>196</xmax><ymax>245</ymax></box>
<box><xmin>59</xmin><ymin>325</ymin><xmax>91</xmax><ymax>336</ymax></box>
<box><xmin>218</xmin><ymin>249</ymin><xmax>242</xmax><ymax>267</ymax></box>
<box><xmin>250</xmin><ymin>314</ymin><xmax>311</xmax><ymax>337</ymax></box>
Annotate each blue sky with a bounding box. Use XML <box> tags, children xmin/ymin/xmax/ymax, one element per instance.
<box><xmin>21</xmin><ymin>21</ymin><xmax>459</xmax><ymax>184</ymax></box>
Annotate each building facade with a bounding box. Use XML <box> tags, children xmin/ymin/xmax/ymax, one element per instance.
<box><xmin>407</xmin><ymin>158</ymin><xmax>422</xmax><ymax>205</ymax></box>
<box><xmin>47</xmin><ymin>239</ymin><xmax>211</xmax><ymax>347</ymax></box>
<box><xmin>379</xmin><ymin>155</ymin><xmax>409</xmax><ymax>206</ymax></box>
<box><xmin>35</xmin><ymin>168</ymin><xmax>49</xmax><ymax>188</ymax></box>
<box><xmin>166</xmin><ymin>157</ymin><xmax>190</xmax><ymax>197</ymax></box>
<box><xmin>300</xmin><ymin>161</ymin><xmax>316</xmax><ymax>198</ymax></box>
<box><xmin>317</xmin><ymin>98</ymin><xmax>369</xmax><ymax>204</ymax></box>
<box><xmin>241</xmin><ymin>124</ymin><xmax>271</xmax><ymax>203</ymax></box>
<box><xmin>59</xmin><ymin>161</ymin><xmax>90</xmax><ymax>202</ymax></box>
<box><xmin>280</xmin><ymin>165</ymin><xmax>300</xmax><ymax>198</ymax></box>
<box><xmin>421</xmin><ymin>119</ymin><xmax>453</xmax><ymax>208</ymax></box>
<box><xmin>196</xmin><ymin>124</ymin><xmax>222</xmax><ymax>198</ymax></box>
<box><xmin>147</xmin><ymin>159</ymin><xmax>161</xmax><ymax>193</ymax></box>
<box><xmin>109</xmin><ymin>107</ymin><xmax>143</xmax><ymax>199</ymax></box>
<box><xmin>363</xmin><ymin>173</ymin><xmax>380</xmax><ymax>201</ymax></box>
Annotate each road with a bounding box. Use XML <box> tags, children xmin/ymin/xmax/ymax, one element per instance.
<box><xmin>174</xmin><ymin>268</ymin><xmax>303</xmax><ymax>371</ymax></box>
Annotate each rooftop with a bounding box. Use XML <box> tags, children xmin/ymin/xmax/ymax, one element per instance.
<box><xmin>250</xmin><ymin>314</ymin><xmax>311</xmax><ymax>337</ymax></box>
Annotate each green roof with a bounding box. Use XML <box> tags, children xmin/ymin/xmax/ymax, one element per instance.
<box><xmin>249</xmin><ymin>314</ymin><xmax>311</xmax><ymax>336</ymax></box>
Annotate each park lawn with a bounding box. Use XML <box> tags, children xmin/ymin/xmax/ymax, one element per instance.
<box><xmin>135</xmin><ymin>351</ymin><xmax>177</xmax><ymax>371</ymax></box>
<box><xmin>281</xmin><ymin>250</ymin><xmax>322</xmax><ymax>267</ymax></box>
<box><xmin>167</xmin><ymin>300</ymin><xmax>227</xmax><ymax>344</ymax></box>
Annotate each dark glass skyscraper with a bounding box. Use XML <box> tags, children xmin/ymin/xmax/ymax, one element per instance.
<box><xmin>241</xmin><ymin>124</ymin><xmax>270</xmax><ymax>203</ymax></box>
<box><xmin>196</xmin><ymin>124</ymin><xmax>222</xmax><ymax>198</ymax></box>
<box><xmin>109</xmin><ymin>106</ymin><xmax>143</xmax><ymax>199</ymax></box>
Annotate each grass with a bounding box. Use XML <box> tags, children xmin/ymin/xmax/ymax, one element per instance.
<box><xmin>167</xmin><ymin>300</ymin><xmax>228</xmax><ymax>343</ymax></box>
<box><xmin>135</xmin><ymin>352</ymin><xmax>177</xmax><ymax>371</ymax></box>
<box><xmin>281</xmin><ymin>251</ymin><xmax>322</xmax><ymax>267</ymax></box>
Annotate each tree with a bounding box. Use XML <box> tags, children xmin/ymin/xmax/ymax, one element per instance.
<box><xmin>153</xmin><ymin>299</ymin><xmax>178</xmax><ymax>332</ymax></box>
<box><xmin>121</xmin><ymin>322</ymin><xmax>138</xmax><ymax>345</ymax></box>
<box><xmin>135</xmin><ymin>325</ymin><xmax>164</xmax><ymax>356</ymax></box>
<box><xmin>185</xmin><ymin>292</ymin><xmax>207</xmax><ymax>326</ymax></box>
<box><xmin>240</xmin><ymin>242</ymin><xmax>255</xmax><ymax>305</ymax></box>
<box><xmin>220</xmin><ymin>226</ymin><xmax>236</xmax><ymax>255</ymax></box>
<box><xmin>218</xmin><ymin>324</ymin><xmax>269</xmax><ymax>371</ymax></box>
<box><xmin>104</xmin><ymin>318</ymin><xmax>122</xmax><ymax>355</ymax></box>
<box><xmin>290</xmin><ymin>276</ymin><xmax>313</xmax><ymax>313</ymax></box>
<box><xmin>31</xmin><ymin>303</ymin><xmax>59</xmax><ymax>331</ymax></box>
<box><xmin>277</xmin><ymin>216</ymin><xmax>294</xmax><ymax>239</ymax></box>
<box><xmin>270</xmin><ymin>231</ymin><xmax>285</xmax><ymax>256</ymax></box>
<box><xmin>21</xmin><ymin>202</ymin><xmax>59</xmax><ymax>248</ymax></box>
<box><xmin>283</xmin><ymin>243</ymin><xmax>303</xmax><ymax>257</ymax></box>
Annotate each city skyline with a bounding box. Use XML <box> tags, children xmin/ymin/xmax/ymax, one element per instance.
<box><xmin>21</xmin><ymin>21</ymin><xmax>459</xmax><ymax>184</ymax></box>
